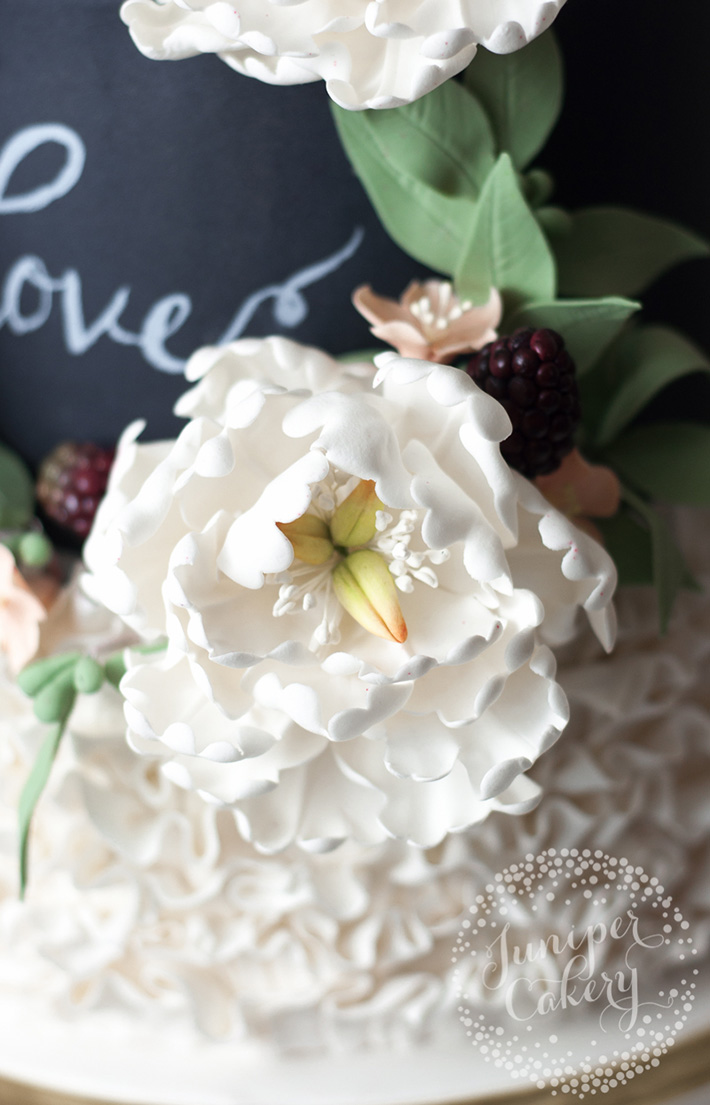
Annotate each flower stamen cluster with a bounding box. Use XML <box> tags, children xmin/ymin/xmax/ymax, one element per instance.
<box><xmin>373</xmin><ymin>510</ymin><xmax>450</xmax><ymax>594</ymax></box>
<box><xmin>274</xmin><ymin>478</ymin><xmax>410</xmax><ymax>645</ymax></box>
<box><xmin>407</xmin><ymin>284</ymin><xmax>474</xmax><ymax>339</ymax></box>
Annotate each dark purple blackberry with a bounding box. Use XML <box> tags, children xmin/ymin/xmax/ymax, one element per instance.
<box><xmin>467</xmin><ymin>328</ymin><xmax>581</xmax><ymax>477</ymax></box>
<box><xmin>36</xmin><ymin>441</ymin><xmax>115</xmax><ymax>542</ymax></box>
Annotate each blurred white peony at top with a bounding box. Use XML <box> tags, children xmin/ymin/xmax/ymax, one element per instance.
<box><xmin>83</xmin><ymin>336</ymin><xmax>615</xmax><ymax>854</ymax></box>
<box><xmin>120</xmin><ymin>0</ymin><xmax>568</xmax><ymax>110</ymax></box>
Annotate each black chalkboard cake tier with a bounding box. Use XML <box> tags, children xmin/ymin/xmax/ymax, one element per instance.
<box><xmin>0</xmin><ymin>2</ymin><xmax>420</xmax><ymax>469</ymax></box>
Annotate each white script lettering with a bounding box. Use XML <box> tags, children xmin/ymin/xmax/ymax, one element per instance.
<box><xmin>0</xmin><ymin>123</ymin><xmax>365</xmax><ymax>371</ymax></box>
<box><xmin>0</xmin><ymin>123</ymin><xmax>85</xmax><ymax>215</ymax></box>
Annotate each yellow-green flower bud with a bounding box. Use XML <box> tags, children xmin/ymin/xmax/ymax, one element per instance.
<box><xmin>277</xmin><ymin>514</ymin><xmax>334</xmax><ymax>565</ymax></box>
<box><xmin>329</xmin><ymin>479</ymin><xmax>382</xmax><ymax>549</ymax></box>
<box><xmin>332</xmin><ymin>549</ymin><xmax>407</xmax><ymax>644</ymax></box>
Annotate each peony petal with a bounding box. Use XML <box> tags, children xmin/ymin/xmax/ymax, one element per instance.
<box><xmin>121</xmin><ymin>0</ymin><xmax>566</xmax><ymax>109</ymax></box>
<box><xmin>85</xmin><ymin>337</ymin><xmax>615</xmax><ymax>854</ymax></box>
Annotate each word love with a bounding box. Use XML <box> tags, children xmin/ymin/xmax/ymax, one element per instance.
<box><xmin>0</xmin><ymin>123</ymin><xmax>364</xmax><ymax>374</ymax></box>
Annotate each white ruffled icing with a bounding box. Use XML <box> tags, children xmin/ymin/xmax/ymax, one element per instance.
<box><xmin>83</xmin><ymin>338</ymin><xmax>615</xmax><ymax>853</ymax></box>
<box><xmin>119</xmin><ymin>0</ymin><xmax>568</xmax><ymax>109</ymax></box>
<box><xmin>0</xmin><ymin>546</ymin><xmax>708</xmax><ymax>1047</ymax></box>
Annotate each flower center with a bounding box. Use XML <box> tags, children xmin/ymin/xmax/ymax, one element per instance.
<box><xmin>269</xmin><ymin>476</ymin><xmax>449</xmax><ymax>648</ymax></box>
<box><xmin>408</xmin><ymin>282</ymin><xmax>473</xmax><ymax>341</ymax></box>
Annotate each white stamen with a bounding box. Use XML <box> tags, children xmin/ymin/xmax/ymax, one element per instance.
<box><xmin>412</xmin><ymin>567</ymin><xmax>438</xmax><ymax>588</ymax></box>
<box><xmin>373</xmin><ymin>508</ymin><xmax>449</xmax><ymax>594</ymax></box>
<box><xmin>408</xmin><ymin>284</ymin><xmax>475</xmax><ymax>341</ymax></box>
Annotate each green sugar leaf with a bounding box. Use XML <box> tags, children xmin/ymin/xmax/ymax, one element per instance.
<box><xmin>103</xmin><ymin>638</ymin><xmax>167</xmax><ymax>689</ymax></box>
<box><xmin>507</xmin><ymin>297</ymin><xmax>639</xmax><ymax>373</ymax></box>
<box><xmin>103</xmin><ymin>652</ymin><xmax>127</xmax><ymax>688</ymax></box>
<box><xmin>463</xmin><ymin>31</ymin><xmax>563</xmax><ymax>169</ymax></box>
<box><xmin>455</xmin><ymin>153</ymin><xmax>556</xmax><ymax>310</ymax></box>
<box><xmin>17</xmin><ymin>652</ymin><xmax>81</xmax><ymax>698</ymax></box>
<box><xmin>545</xmin><ymin>207</ymin><xmax>709</xmax><ymax>297</ymax></box>
<box><xmin>0</xmin><ymin>444</ymin><xmax>35</xmax><ymax>530</ymax></box>
<box><xmin>331</xmin><ymin>99</ymin><xmax>479</xmax><ymax>275</ymax></box>
<box><xmin>522</xmin><ymin>168</ymin><xmax>554</xmax><ymax>210</ymax></box>
<box><xmin>594</xmin><ymin>326</ymin><xmax>710</xmax><ymax>446</ymax></box>
<box><xmin>73</xmin><ymin>655</ymin><xmax>105</xmax><ymax>695</ymax></box>
<box><xmin>17</xmin><ymin>531</ymin><xmax>53</xmax><ymax>569</ymax></box>
<box><xmin>620</xmin><ymin>487</ymin><xmax>695</xmax><ymax>634</ymax></box>
<box><xmin>33</xmin><ymin>667</ymin><xmax>78</xmax><ymax>725</ymax></box>
<box><xmin>598</xmin><ymin>502</ymin><xmax>698</xmax><ymax>620</ymax></box>
<box><xmin>604</xmin><ymin>423</ymin><xmax>710</xmax><ymax>507</ymax></box>
<box><xmin>596</xmin><ymin>324</ymin><xmax>710</xmax><ymax>446</ymax></box>
<box><xmin>351</xmin><ymin>79</ymin><xmax>496</xmax><ymax>199</ymax></box>
<box><xmin>536</xmin><ymin>205</ymin><xmax>571</xmax><ymax>238</ymax></box>
<box><xmin>19</xmin><ymin>722</ymin><xmax>65</xmax><ymax>898</ymax></box>
<box><xmin>595</xmin><ymin>508</ymin><xmax>654</xmax><ymax>589</ymax></box>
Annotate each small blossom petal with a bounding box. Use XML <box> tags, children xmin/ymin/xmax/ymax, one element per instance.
<box><xmin>353</xmin><ymin>282</ymin><xmax>502</xmax><ymax>363</ymax></box>
<box><xmin>0</xmin><ymin>547</ymin><xmax>47</xmax><ymax>674</ymax></box>
<box><xmin>534</xmin><ymin>448</ymin><xmax>622</xmax><ymax>526</ymax></box>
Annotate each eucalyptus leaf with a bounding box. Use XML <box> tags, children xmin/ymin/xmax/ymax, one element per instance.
<box><xmin>545</xmin><ymin>207</ymin><xmax>709</xmax><ymax>297</ymax></box>
<box><xmin>594</xmin><ymin>326</ymin><xmax>710</xmax><ymax>446</ymax></box>
<box><xmin>18</xmin><ymin>722</ymin><xmax>65</xmax><ymax>898</ymax></box>
<box><xmin>0</xmin><ymin>444</ymin><xmax>34</xmax><ymax>530</ymax></box>
<box><xmin>507</xmin><ymin>296</ymin><xmax>639</xmax><ymax>373</ymax></box>
<box><xmin>463</xmin><ymin>30</ymin><xmax>563</xmax><ymax>168</ymax></box>
<box><xmin>621</xmin><ymin>487</ymin><xmax>694</xmax><ymax>634</ymax></box>
<box><xmin>331</xmin><ymin>102</ymin><xmax>477</xmax><ymax>274</ymax></box>
<box><xmin>455</xmin><ymin>153</ymin><xmax>556</xmax><ymax>310</ymax></box>
<box><xmin>604</xmin><ymin>423</ymin><xmax>710</xmax><ymax>506</ymax></box>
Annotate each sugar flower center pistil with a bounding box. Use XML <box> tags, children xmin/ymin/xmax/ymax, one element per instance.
<box><xmin>271</xmin><ymin>478</ymin><xmax>448</xmax><ymax>647</ymax></box>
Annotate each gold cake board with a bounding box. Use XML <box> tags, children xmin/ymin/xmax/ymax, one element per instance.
<box><xmin>1</xmin><ymin>1029</ymin><xmax>708</xmax><ymax>1105</ymax></box>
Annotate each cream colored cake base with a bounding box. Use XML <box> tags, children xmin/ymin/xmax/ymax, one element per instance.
<box><xmin>1</xmin><ymin>979</ymin><xmax>709</xmax><ymax>1105</ymax></box>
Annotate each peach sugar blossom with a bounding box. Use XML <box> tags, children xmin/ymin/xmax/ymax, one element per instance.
<box><xmin>353</xmin><ymin>281</ymin><xmax>501</xmax><ymax>364</ymax></box>
<box><xmin>0</xmin><ymin>545</ymin><xmax>48</xmax><ymax>674</ymax></box>
<box><xmin>534</xmin><ymin>449</ymin><xmax>621</xmax><ymax>541</ymax></box>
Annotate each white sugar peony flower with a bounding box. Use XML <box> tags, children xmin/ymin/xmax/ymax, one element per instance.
<box><xmin>120</xmin><ymin>0</ymin><xmax>568</xmax><ymax>110</ymax></box>
<box><xmin>83</xmin><ymin>336</ymin><xmax>615</xmax><ymax>854</ymax></box>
